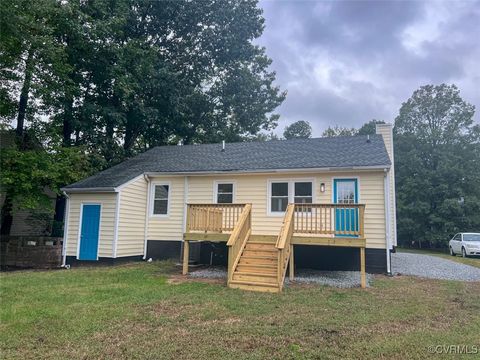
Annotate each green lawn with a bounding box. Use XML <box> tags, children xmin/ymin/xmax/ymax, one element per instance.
<box><xmin>1</xmin><ymin>262</ymin><xmax>479</xmax><ymax>359</ymax></box>
<box><xmin>397</xmin><ymin>247</ymin><xmax>480</xmax><ymax>269</ymax></box>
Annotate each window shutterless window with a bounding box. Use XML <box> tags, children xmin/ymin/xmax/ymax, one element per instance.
<box><xmin>269</xmin><ymin>180</ymin><xmax>314</xmax><ymax>214</ymax></box>
<box><xmin>271</xmin><ymin>182</ymin><xmax>289</xmax><ymax>212</ymax></box>
<box><xmin>152</xmin><ymin>184</ymin><xmax>169</xmax><ymax>215</ymax></box>
<box><xmin>294</xmin><ymin>182</ymin><xmax>312</xmax><ymax>204</ymax></box>
<box><xmin>217</xmin><ymin>183</ymin><xmax>234</xmax><ymax>203</ymax></box>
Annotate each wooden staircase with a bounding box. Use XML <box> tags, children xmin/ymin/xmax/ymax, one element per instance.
<box><xmin>228</xmin><ymin>239</ymin><xmax>281</xmax><ymax>292</ymax></box>
<box><xmin>227</xmin><ymin>204</ymin><xmax>295</xmax><ymax>293</ymax></box>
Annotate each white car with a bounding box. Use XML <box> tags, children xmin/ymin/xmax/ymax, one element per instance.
<box><xmin>449</xmin><ymin>233</ymin><xmax>480</xmax><ymax>257</ymax></box>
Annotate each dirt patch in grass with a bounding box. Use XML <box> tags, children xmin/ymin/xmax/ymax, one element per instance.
<box><xmin>167</xmin><ymin>274</ymin><xmax>226</xmax><ymax>285</ymax></box>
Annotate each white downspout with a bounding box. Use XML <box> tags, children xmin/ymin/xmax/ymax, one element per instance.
<box><xmin>384</xmin><ymin>169</ymin><xmax>392</xmax><ymax>275</ymax></box>
<box><xmin>143</xmin><ymin>174</ymin><xmax>151</xmax><ymax>259</ymax></box>
<box><xmin>61</xmin><ymin>191</ymin><xmax>70</xmax><ymax>268</ymax></box>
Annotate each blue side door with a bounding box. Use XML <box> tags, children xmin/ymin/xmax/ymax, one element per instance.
<box><xmin>334</xmin><ymin>179</ymin><xmax>358</xmax><ymax>236</ymax></box>
<box><xmin>79</xmin><ymin>204</ymin><xmax>101</xmax><ymax>260</ymax></box>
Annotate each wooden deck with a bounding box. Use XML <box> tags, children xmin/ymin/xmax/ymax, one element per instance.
<box><xmin>183</xmin><ymin>203</ymin><xmax>367</xmax><ymax>292</ymax></box>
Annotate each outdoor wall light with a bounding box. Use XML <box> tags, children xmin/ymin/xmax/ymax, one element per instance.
<box><xmin>320</xmin><ymin>183</ymin><xmax>326</xmax><ymax>193</ymax></box>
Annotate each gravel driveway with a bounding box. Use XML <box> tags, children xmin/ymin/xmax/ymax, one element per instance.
<box><xmin>392</xmin><ymin>252</ymin><xmax>480</xmax><ymax>282</ymax></box>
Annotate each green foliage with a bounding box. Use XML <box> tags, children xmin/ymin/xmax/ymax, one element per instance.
<box><xmin>394</xmin><ymin>84</ymin><xmax>480</xmax><ymax>247</ymax></box>
<box><xmin>357</xmin><ymin>119</ymin><xmax>385</xmax><ymax>135</ymax></box>
<box><xmin>321</xmin><ymin>125</ymin><xmax>357</xmax><ymax>137</ymax></box>
<box><xmin>0</xmin><ymin>145</ymin><xmax>93</xmax><ymax>213</ymax></box>
<box><xmin>283</xmin><ymin>120</ymin><xmax>312</xmax><ymax>139</ymax></box>
<box><xmin>1</xmin><ymin>0</ymin><xmax>285</xmax><ymax>160</ymax></box>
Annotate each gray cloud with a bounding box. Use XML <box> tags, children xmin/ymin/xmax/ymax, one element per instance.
<box><xmin>258</xmin><ymin>0</ymin><xmax>480</xmax><ymax>135</ymax></box>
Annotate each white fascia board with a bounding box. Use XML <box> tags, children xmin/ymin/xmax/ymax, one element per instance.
<box><xmin>61</xmin><ymin>187</ymin><xmax>117</xmax><ymax>193</ymax></box>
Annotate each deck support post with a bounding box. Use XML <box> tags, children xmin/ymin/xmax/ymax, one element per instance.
<box><xmin>360</xmin><ymin>247</ymin><xmax>366</xmax><ymax>288</ymax></box>
<box><xmin>182</xmin><ymin>240</ymin><xmax>189</xmax><ymax>275</ymax></box>
<box><xmin>289</xmin><ymin>245</ymin><xmax>294</xmax><ymax>281</ymax></box>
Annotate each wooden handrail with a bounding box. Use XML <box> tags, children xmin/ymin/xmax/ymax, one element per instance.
<box><xmin>276</xmin><ymin>204</ymin><xmax>295</xmax><ymax>249</ymax></box>
<box><xmin>226</xmin><ymin>204</ymin><xmax>252</xmax><ymax>284</ymax></box>
<box><xmin>275</xmin><ymin>204</ymin><xmax>295</xmax><ymax>290</ymax></box>
<box><xmin>293</xmin><ymin>203</ymin><xmax>366</xmax><ymax>237</ymax></box>
<box><xmin>186</xmin><ymin>203</ymin><xmax>246</xmax><ymax>233</ymax></box>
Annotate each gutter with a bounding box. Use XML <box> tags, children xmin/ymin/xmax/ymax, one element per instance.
<box><xmin>142</xmin><ymin>174</ymin><xmax>151</xmax><ymax>259</ymax></box>
<box><xmin>144</xmin><ymin>165</ymin><xmax>390</xmax><ymax>177</ymax></box>
<box><xmin>384</xmin><ymin>169</ymin><xmax>392</xmax><ymax>275</ymax></box>
<box><xmin>61</xmin><ymin>187</ymin><xmax>116</xmax><ymax>193</ymax></box>
<box><xmin>61</xmin><ymin>191</ymin><xmax>70</xmax><ymax>268</ymax></box>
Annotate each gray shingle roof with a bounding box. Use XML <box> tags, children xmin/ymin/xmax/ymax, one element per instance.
<box><xmin>64</xmin><ymin>135</ymin><xmax>391</xmax><ymax>190</ymax></box>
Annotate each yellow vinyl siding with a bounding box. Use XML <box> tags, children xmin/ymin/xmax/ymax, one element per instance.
<box><xmin>66</xmin><ymin>193</ymin><xmax>116</xmax><ymax>257</ymax></box>
<box><xmin>147</xmin><ymin>176</ymin><xmax>185</xmax><ymax>241</ymax></box>
<box><xmin>188</xmin><ymin>171</ymin><xmax>387</xmax><ymax>249</ymax></box>
<box><xmin>117</xmin><ymin>177</ymin><xmax>148</xmax><ymax>257</ymax></box>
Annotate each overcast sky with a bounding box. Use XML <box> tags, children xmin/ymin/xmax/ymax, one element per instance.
<box><xmin>257</xmin><ymin>0</ymin><xmax>480</xmax><ymax>136</ymax></box>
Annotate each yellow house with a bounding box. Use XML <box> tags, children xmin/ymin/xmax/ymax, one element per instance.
<box><xmin>62</xmin><ymin>124</ymin><xmax>396</xmax><ymax>292</ymax></box>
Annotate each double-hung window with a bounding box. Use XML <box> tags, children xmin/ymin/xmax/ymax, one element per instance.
<box><xmin>152</xmin><ymin>184</ymin><xmax>170</xmax><ymax>215</ymax></box>
<box><xmin>269</xmin><ymin>180</ymin><xmax>313</xmax><ymax>214</ymax></box>
<box><xmin>216</xmin><ymin>183</ymin><xmax>234</xmax><ymax>203</ymax></box>
<box><xmin>294</xmin><ymin>182</ymin><xmax>313</xmax><ymax>204</ymax></box>
<box><xmin>271</xmin><ymin>182</ymin><xmax>289</xmax><ymax>212</ymax></box>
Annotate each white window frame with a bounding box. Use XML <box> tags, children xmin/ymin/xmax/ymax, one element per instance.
<box><xmin>150</xmin><ymin>181</ymin><xmax>171</xmax><ymax>218</ymax></box>
<box><xmin>267</xmin><ymin>178</ymin><xmax>315</xmax><ymax>216</ymax></box>
<box><xmin>213</xmin><ymin>180</ymin><xmax>236</xmax><ymax>204</ymax></box>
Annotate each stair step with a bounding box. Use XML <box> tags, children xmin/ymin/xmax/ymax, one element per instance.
<box><xmin>234</xmin><ymin>270</ymin><xmax>277</xmax><ymax>278</ymax></box>
<box><xmin>238</xmin><ymin>256</ymin><xmax>277</xmax><ymax>266</ymax></box>
<box><xmin>242</xmin><ymin>249</ymin><xmax>277</xmax><ymax>257</ymax></box>
<box><xmin>245</xmin><ymin>242</ymin><xmax>277</xmax><ymax>250</ymax></box>
<box><xmin>248</xmin><ymin>239</ymin><xmax>277</xmax><ymax>244</ymax></box>
<box><xmin>229</xmin><ymin>279</ymin><xmax>280</xmax><ymax>293</ymax></box>
<box><xmin>233</xmin><ymin>273</ymin><xmax>278</xmax><ymax>284</ymax></box>
<box><xmin>236</xmin><ymin>264</ymin><xmax>277</xmax><ymax>273</ymax></box>
<box><xmin>241</xmin><ymin>254</ymin><xmax>277</xmax><ymax>260</ymax></box>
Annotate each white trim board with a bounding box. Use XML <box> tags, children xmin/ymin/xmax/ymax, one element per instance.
<box><xmin>266</xmin><ymin>177</ymin><xmax>316</xmax><ymax>216</ymax></box>
<box><xmin>112</xmin><ymin>192</ymin><xmax>121</xmax><ymax>258</ymax></box>
<box><xmin>149</xmin><ymin>181</ymin><xmax>172</xmax><ymax>218</ymax></box>
<box><xmin>61</xmin><ymin>194</ymin><xmax>70</xmax><ymax>266</ymax></box>
<box><xmin>212</xmin><ymin>180</ymin><xmax>237</xmax><ymax>203</ymax></box>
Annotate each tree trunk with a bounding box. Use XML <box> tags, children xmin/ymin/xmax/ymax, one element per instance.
<box><xmin>16</xmin><ymin>48</ymin><xmax>35</xmax><ymax>138</ymax></box>
<box><xmin>62</xmin><ymin>96</ymin><xmax>74</xmax><ymax>147</ymax></box>
<box><xmin>123</xmin><ymin>110</ymin><xmax>138</xmax><ymax>157</ymax></box>
<box><xmin>0</xmin><ymin>194</ymin><xmax>14</xmax><ymax>236</ymax></box>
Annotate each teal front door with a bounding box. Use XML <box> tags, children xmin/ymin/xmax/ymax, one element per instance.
<box><xmin>79</xmin><ymin>204</ymin><xmax>101</xmax><ymax>260</ymax></box>
<box><xmin>333</xmin><ymin>179</ymin><xmax>358</xmax><ymax>236</ymax></box>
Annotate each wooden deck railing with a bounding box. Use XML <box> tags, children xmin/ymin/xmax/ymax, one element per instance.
<box><xmin>187</xmin><ymin>203</ymin><xmax>246</xmax><ymax>233</ymax></box>
<box><xmin>276</xmin><ymin>203</ymin><xmax>295</xmax><ymax>290</ymax></box>
<box><xmin>226</xmin><ymin>204</ymin><xmax>252</xmax><ymax>284</ymax></box>
<box><xmin>293</xmin><ymin>204</ymin><xmax>365</xmax><ymax>238</ymax></box>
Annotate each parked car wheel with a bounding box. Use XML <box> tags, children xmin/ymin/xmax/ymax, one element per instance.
<box><xmin>449</xmin><ymin>246</ymin><xmax>456</xmax><ymax>256</ymax></box>
<box><xmin>462</xmin><ymin>247</ymin><xmax>467</xmax><ymax>258</ymax></box>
